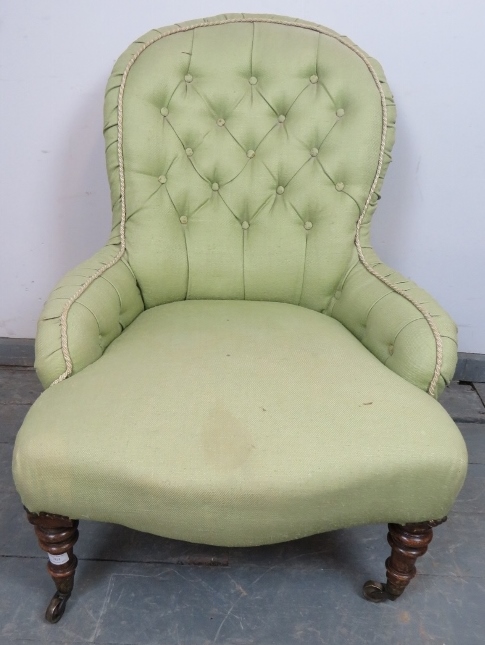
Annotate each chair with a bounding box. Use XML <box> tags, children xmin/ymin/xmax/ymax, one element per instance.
<box><xmin>13</xmin><ymin>14</ymin><xmax>467</xmax><ymax>623</ymax></box>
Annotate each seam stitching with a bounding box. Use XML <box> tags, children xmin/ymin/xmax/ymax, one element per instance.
<box><xmin>51</xmin><ymin>16</ymin><xmax>443</xmax><ymax>396</ymax></box>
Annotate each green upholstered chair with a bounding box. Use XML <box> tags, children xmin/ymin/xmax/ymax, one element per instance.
<box><xmin>13</xmin><ymin>14</ymin><xmax>467</xmax><ymax>623</ymax></box>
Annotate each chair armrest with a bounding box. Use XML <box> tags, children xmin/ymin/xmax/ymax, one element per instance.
<box><xmin>35</xmin><ymin>246</ymin><xmax>144</xmax><ymax>388</ymax></box>
<box><xmin>328</xmin><ymin>251</ymin><xmax>458</xmax><ymax>398</ymax></box>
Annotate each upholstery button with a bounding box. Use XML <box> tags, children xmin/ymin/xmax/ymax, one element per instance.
<box><xmin>158</xmin><ymin>175</ymin><xmax>167</xmax><ymax>184</ymax></box>
<box><xmin>246</xmin><ymin>149</ymin><xmax>255</xmax><ymax>159</ymax></box>
<box><xmin>249</xmin><ymin>76</ymin><xmax>258</xmax><ymax>85</ymax></box>
<box><xmin>217</xmin><ymin>118</ymin><xmax>225</xmax><ymax>127</ymax></box>
<box><xmin>160</xmin><ymin>107</ymin><xmax>169</xmax><ymax>117</ymax></box>
<box><xmin>242</xmin><ymin>221</ymin><xmax>250</xmax><ymax>229</ymax></box>
<box><xmin>180</xmin><ymin>215</ymin><xmax>188</xmax><ymax>224</ymax></box>
<box><xmin>304</xmin><ymin>221</ymin><xmax>313</xmax><ymax>230</ymax></box>
<box><xmin>388</xmin><ymin>344</ymin><xmax>394</xmax><ymax>355</ymax></box>
<box><xmin>334</xmin><ymin>290</ymin><xmax>341</xmax><ymax>300</ymax></box>
<box><xmin>278</xmin><ymin>114</ymin><xmax>286</xmax><ymax>123</ymax></box>
<box><xmin>185</xmin><ymin>148</ymin><xmax>193</xmax><ymax>157</ymax></box>
<box><xmin>184</xmin><ymin>74</ymin><xmax>193</xmax><ymax>83</ymax></box>
<box><xmin>336</xmin><ymin>108</ymin><xmax>345</xmax><ymax>117</ymax></box>
<box><xmin>335</xmin><ymin>182</ymin><xmax>344</xmax><ymax>191</ymax></box>
<box><xmin>212</xmin><ymin>182</ymin><xmax>219</xmax><ymax>191</ymax></box>
<box><xmin>276</xmin><ymin>186</ymin><xmax>285</xmax><ymax>195</ymax></box>
<box><xmin>310</xmin><ymin>148</ymin><xmax>319</xmax><ymax>157</ymax></box>
<box><xmin>310</xmin><ymin>74</ymin><xmax>319</xmax><ymax>84</ymax></box>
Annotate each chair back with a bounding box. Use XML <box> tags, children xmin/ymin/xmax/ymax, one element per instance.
<box><xmin>104</xmin><ymin>15</ymin><xmax>395</xmax><ymax>311</ymax></box>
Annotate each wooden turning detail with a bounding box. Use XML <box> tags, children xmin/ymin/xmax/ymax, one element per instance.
<box><xmin>363</xmin><ymin>518</ymin><xmax>446</xmax><ymax>602</ymax></box>
<box><xmin>26</xmin><ymin>508</ymin><xmax>79</xmax><ymax>623</ymax></box>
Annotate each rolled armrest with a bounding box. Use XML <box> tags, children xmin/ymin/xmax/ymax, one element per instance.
<box><xmin>328</xmin><ymin>252</ymin><xmax>458</xmax><ymax>398</ymax></box>
<box><xmin>35</xmin><ymin>246</ymin><xmax>144</xmax><ymax>388</ymax></box>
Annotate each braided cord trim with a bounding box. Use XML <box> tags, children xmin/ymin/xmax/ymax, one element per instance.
<box><xmin>51</xmin><ymin>16</ymin><xmax>442</xmax><ymax>395</ymax></box>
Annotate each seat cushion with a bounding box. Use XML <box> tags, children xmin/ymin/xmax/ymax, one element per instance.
<box><xmin>13</xmin><ymin>301</ymin><xmax>467</xmax><ymax>547</ymax></box>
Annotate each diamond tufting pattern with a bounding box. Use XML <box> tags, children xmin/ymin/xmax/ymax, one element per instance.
<box><xmin>108</xmin><ymin>19</ymin><xmax>387</xmax><ymax>309</ymax></box>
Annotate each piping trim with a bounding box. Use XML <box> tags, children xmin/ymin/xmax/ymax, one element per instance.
<box><xmin>51</xmin><ymin>16</ymin><xmax>443</xmax><ymax>395</ymax></box>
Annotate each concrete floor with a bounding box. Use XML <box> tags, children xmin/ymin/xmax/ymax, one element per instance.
<box><xmin>0</xmin><ymin>367</ymin><xmax>484</xmax><ymax>644</ymax></box>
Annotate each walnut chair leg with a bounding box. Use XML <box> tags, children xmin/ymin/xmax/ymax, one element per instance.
<box><xmin>26</xmin><ymin>508</ymin><xmax>79</xmax><ymax>623</ymax></box>
<box><xmin>363</xmin><ymin>517</ymin><xmax>446</xmax><ymax>602</ymax></box>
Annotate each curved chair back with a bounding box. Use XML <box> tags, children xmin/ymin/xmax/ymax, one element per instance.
<box><xmin>104</xmin><ymin>15</ymin><xmax>396</xmax><ymax>311</ymax></box>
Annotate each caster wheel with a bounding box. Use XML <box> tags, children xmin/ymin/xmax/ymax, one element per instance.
<box><xmin>363</xmin><ymin>580</ymin><xmax>393</xmax><ymax>603</ymax></box>
<box><xmin>45</xmin><ymin>592</ymin><xmax>70</xmax><ymax>623</ymax></box>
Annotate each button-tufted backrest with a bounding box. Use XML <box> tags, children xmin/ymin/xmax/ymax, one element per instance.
<box><xmin>104</xmin><ymin>14</ymin><xmax>396</xmax><ymax>311</ymax></box>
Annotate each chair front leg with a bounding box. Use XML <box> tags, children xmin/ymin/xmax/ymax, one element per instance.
<box><xmin>26</xmin><ymin>508</ymin><xmax>79</xmax><ymax>623</ymax></box>
<box><xmin>363</xmin><ymin>518</ymin><xmax>446</xmax><ymax>602</ymax></box>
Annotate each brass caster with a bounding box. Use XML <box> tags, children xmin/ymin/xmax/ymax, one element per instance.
<box><xmin>363</xmin><ymin>580</ymin><xmax>397</xmax><ymax>603</ymax></box>
<box><xmin>45</xmin><ymin>591</ymin><xmax>71</xmax><ymax>623</ymax></box>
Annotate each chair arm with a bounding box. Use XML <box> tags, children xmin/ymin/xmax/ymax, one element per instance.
<box><xmin>328</xmin><ymin>253</ymin><xmax>458</xmax><ymax>398</ymax></box>
<box><xmin>35</xmin><ymin>246</ymin><xmax>144</xmax><ymax>388</ymax></box>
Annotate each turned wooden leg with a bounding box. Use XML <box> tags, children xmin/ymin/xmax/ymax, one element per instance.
<box><xmin>26</xmin><ymin>508</ymin><xmax>79</xmax><ymax>623</ymax></box>
<box><xmin>363</xmin><ymin>517</ymin><xmax>446</xmax><ymax>602</ymax></box>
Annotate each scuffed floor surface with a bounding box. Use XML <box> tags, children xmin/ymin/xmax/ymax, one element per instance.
<box><xmin>0</xmin><ymin>366</ymin><xmax>484</xmax><ymax>644</ymax></box>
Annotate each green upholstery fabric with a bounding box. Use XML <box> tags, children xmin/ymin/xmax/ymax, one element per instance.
<box><xmin>13</xmin><ymin>301</ymin><xmax>467</xmax><ymax>547</ymax></box>
<box><xmin>14</xmin><ymin>15</ymin><xmax>466</xmax><ymax>546</ymax></box>
<box><xmin>35</xmin><ymin>247</ymin><xmax>144</xmax><ymax>388</ymax></box>
<box><xmin>105</xmin><ymin>18</ymin><xmax>388</xmax><ymax>311</ymax></box>
<box><xmin>33</xmin><ymin>14</ymin><xmax>457</xmax><ymax>396</ymax></box>
<box><xmin>328</xmin><ymin>249</ymin><xmax>458</xmax><ymax>395</ymax></box>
